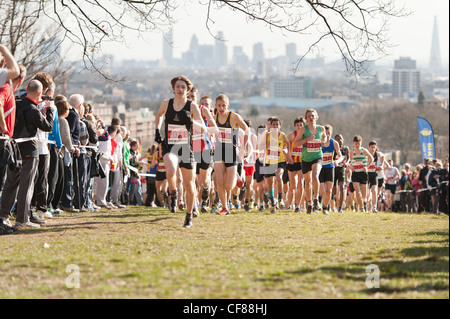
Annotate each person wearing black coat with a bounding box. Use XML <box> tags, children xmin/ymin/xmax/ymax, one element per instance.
<box><xmin>428</xmin><ymin>161</ymin><xmax>447</xmax><ymax>214</ymax></box>
<box><xmin>0</xmin><ymin>80</ymin><xmax>53</xmax><ymax>229</ymax></box>
<box><xmin>418</xmin><ymin>158</ymin><xmax>431</xmax><ymax>212</ymax></box>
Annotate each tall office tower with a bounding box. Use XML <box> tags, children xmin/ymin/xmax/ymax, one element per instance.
<box><xmin>286</xmin><ymin>43</ymin><xmax>297</xmax><ymax>64</ymax></box>
<box><xmin>214</xmin><ymin>31</ymin><xmax>228</xmax><ymax>67</ymax></box>
<box><xmin>392</xmin><ymin>57</ymin><xmax>421</xmax><ymax>98</ymax></box>
<box><xmin>252</xmin><ymin>42</ymin><xmax>266</xmax><ymax>77</ymax></box>
<box><xmin>429</xmin><ymin>16</ymin><xmax>442</xmax><ymax>74</ymax></box>
<box><xmin>252</xmin><ymin>42</ymin><xmax>265</xmax><ymax>69</ymax></box>
<box><xmin>163</xmin><ymin>28</ymin><xmax>173</xmax><ymax>65</ymax></box>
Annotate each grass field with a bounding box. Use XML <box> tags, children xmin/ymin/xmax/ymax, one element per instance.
<box><xmin>0</xmin><ymin>206</ymin><xmax>448</xmax><ymax>299</ymax></box>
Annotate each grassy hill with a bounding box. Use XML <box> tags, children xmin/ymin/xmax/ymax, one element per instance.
<box><xmin>1</xmin><ymin>207</ymin><xmax>448</xmax><ymax>299</ymax></box>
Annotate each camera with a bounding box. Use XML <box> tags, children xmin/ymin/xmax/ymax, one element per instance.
<box><xmin>41</xmin><ymin>95</ymin><xmax>54</xmax><ymax>101</ymax></box>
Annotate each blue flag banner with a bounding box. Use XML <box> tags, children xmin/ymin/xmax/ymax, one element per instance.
<box><xmin>417</xmin><ymin>117</ymin><xmax>436</xmax><ymax>162</ymax></box>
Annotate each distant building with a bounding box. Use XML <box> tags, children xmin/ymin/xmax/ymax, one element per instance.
<box><xmin>163</xmin><ymin>28</ymin><xmax>173</xmax><ymax>64</ymax></box>
<box><xmin>429</xmin><ymin>16</ymin><xmax>442</xmax><ymax>75</ymax></box>
<box><xmin>183</xmin><ymin>34</ymin><xmax>200</xmax><ymax>66</ymax></box>
<box><xmin>200</xmin><ymin>44</ymin><xmax>215</xmax><ymax>68</ymax></box>
<box><xmin>270</xmin><ymin>76</ymin><xmax>312</xmax><ymax>99</ymax></box>
<box><xmin>285</xmin><ymin>43</ymin><xmax>297</xmax><ymax>65</ymax></box>
<box><xmin>214</xmin><ymin>31</ymin><xmax>228</xmax><ymax>67</ymax></box>
<box><xmin>117</xmin><ymin>104</ymin><xmax>156</xmax><ymax>141</ymax></box>
<box><xmin>392</xmin><ymin>57</ymin><xmax>421</xmax><ymax>99</ymax></box>
<box><xmin>252</xmin><ymin>42</ymin><xmax>265</xmax><ymax>71</ymax></box>
<box><xmin>232</xmin><ymin>46</ymin><xmax>250</xmax><ymax>69</ymax></box>
<box><xmin>94</xmin><ymin>102</ymin><xmax>115</xmax><ymax>124</ymax></box>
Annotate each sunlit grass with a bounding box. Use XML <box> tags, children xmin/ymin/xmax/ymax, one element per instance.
<box><xmin>0</xmin><ymin>207</ymin><xmax>448</xmax><ymax>299</ymax></box>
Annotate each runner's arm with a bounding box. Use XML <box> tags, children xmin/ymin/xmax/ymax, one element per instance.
<box><xmin>190</xmin><ymin>102</ymin><xmax>207</xmax><ymax>134</ymax></box>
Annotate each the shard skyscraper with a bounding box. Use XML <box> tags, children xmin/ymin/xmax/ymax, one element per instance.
<box><xmin>429</xmin><ymin>16</ymin><xmax>442</xmax><ymax>74</ymax></box>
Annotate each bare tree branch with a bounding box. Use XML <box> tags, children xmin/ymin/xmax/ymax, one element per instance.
<box><xmin>3</xmin><ymin>0</ymin><xmax>410</xmax><ymax>81</ymax></box>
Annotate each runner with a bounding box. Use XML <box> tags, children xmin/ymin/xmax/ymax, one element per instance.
<box><xmin>242</xmin><ymin>119</ymin><xmax>257</xmax><ymax>211</ymax></box>
<box><xmin>319</xmin><ymin>124</ymin><xmax>342</xmax><ymax>215</ymax></box>
<box><xmin>231</xmin><ymin>127</ymin><xmax>246</xmax><ymax>210</ymax></box>
<box><xmin>152</xmin><ymin>144</ymin><xmax>168</xmax><ymax>207</ymax></box>
<box><xmin>367</xmin><ymin>140</ymin><xmax>386</xmax><ymax>213</ymax></box>
<box><xmin>384</xmin><ymin>159</ymin><xmax>399</xmax><ymax>211</ymax></box>
<box><xmin>254</xmin><ymin>124</ymin><xmax>267</xmax><ymax>212</ymax></box>
<box><xmin>292</xmin><ymin>109</ymin><xmax>326</xmax><ymax>214</ymax></box>
<box><xmin>286</xmin><ymin>116</ymin><xmax>306</xmax><ymax>213</ymax></box>
<box><xmin>333</xmin><ymin>134</ymin><xmax>350</xmax><ymax>213</ymax></box>
<box><xmin>262</xmin><ymin>117</ymin><xmax>293</xmax><ymax>213</ymax></box>
<box><xmin>192</xmin><ymin>95</ymin><xmax>218</xmax><ymax>214</ymax></box>
<box><xmin>213</xmin><ymin>94</ymin><xmax>251</xmax><ymax>215</ymax></box>
<box><xmin>347</xmin><ymin>135</ymin><xmax>373</xmax><ymax>213</ymax></box>
<box><xmin>154</xmin><ymin>75</ymin><xmax>207</xmax><ymax>228</ymax></box>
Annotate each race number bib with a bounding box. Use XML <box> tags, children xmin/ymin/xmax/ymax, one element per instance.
<box><xmin>267</xmin><ymin>146</ymin><xmax>281</xmax><ymax>161</ymax></box>
<box><xmin>168</xmin><ymin>124</ymin><xmax>188</xmax><ymax>145</ymax></box>
<box><xmin>217</xmin><ymin>127</ymin><xmax>232</xmax><ymax>144</ymax></box>
<box><xmin>322</xmin><ymin>152</ymin><xmax>333</xmax><ymax>166</ymax></box>
<box><xmin>258</xmin><ymin>150</ymin><xmax>265</xmax><ymax>161</ymax></box>
<box><xmin>292</xmin><ymin>146</ymin><xmax>302</xmax><ymax>157</ymax></box>
<box><xmin>353</xmin><ymin>160</ymin><xmax>365</xmax><ymax>172</ymax></box>
<box><xmin>367</xmin><ymin>164</ymin><xmax>377</xmax><ymax>173</ymax></box>
<box><xmin>157</xmin><ymin>162</ymin><xmax>166</xmax><ymax>172</ymax></box>
<box><xmin>306</xmin><ymin>139</ymin><xmax>322</xmax><ymax>153</ymax></box>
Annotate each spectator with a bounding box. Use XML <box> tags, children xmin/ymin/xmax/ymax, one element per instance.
<box><xmin>110</xmin><ymin>124</ymin><xmax>126</xmax><ymax>208</ymax></box>
<box><xmin>0</xmin><ymin>80</ymin><xmax>53</xmax><ymax>230</ymax></box>
<box><xmin>45</xmin><ymin>91</ymin><xmax>64</xmax><ymax>217</ymax></box>
<box><xmin>31</xmin><ymin>72</ymin><xmax>59</xmax><ymax>221</ymax></box>
<box><xmin>95</xmin><ymin>125</ymin><xmax>118</xmax><ymax>209</ymax></box>
<box><xmin>121</xmin><ymin>128</ymin><xmax>131</xmax><ymax>205</ymax></box>
<box><xmin>52</xmin><ymin>98</ymin><xmax>72</xmax><ymax>213</ymax></box>
<box><xmin>399</xmin><ymin>169</ymin><xmax>408</xmax><ymax>212</ymax></box>
<box><xmin>404</xmin><ymin>163</ymin><xmax>412</xmax><ymax>176</ymax></box>
<box><xmin>73</xmin><ymin>102</ymin><xmax>89</xmax><ymax>211</ymax></box>
<box><xmin>59</xmin><ymin>94</ymin><xmax>81</xmax><ymax>211</ymax></box>
<box><xmin>129</xmin><ymin>139</ymin><xmax>143</xmax><ymax>205</ymax></box>
<box><xmin>411</xmin><ymin>165</ymin><xmax>422</xmax><ymax>213</ymax></box>
<box><xmin>144</xmin><ymin>145</ymin><xmax>158</xmax><ymax>207</ymax></box>
<box><xmin>440</xmin><ymin>161</ymin><xmax>449</xmax><ymax>215</ymax></box>
<box><xmin>81</xmin><ymin>103</ymin><xmax>98</xmax><ymax>212</ymax></box>
<box><xmin>405</xmin><ymin>172</ymin><xmax>415</xmax><ymax>213</ymax></box>
<box><xmin>0</xmin><ymin>64</ymin><xmax>26</xmax><ymax>193</ymax></box>
<box><xmin>428</xmin><ymin>160</ymin><xmax>444</xmax><ymax>214</ymax></box>
<box><xmin>0</xmin><ymin>44</ymin><xmax>20</xmax><ymax>87</ymax></box>
<box><xmin>418</xmin><ymin>158</ymin><xmax>431</xmax><ymax>212</ymax></box>
<box><xmin>384</xmin><ymin>159</ymin><xmax>399</xmax><ymax>211</ymax></box>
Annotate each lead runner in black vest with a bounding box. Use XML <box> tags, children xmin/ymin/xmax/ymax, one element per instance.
<box><xmin>154</xmin><ymin>76</ymin><xmax>207</xmax><ymax>228</ymax></box>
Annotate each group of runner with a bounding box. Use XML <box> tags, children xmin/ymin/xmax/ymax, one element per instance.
<box><xmin>155</xmin><ymin>75</ymin><xmax>390</xmax><ymax>228</ymax></box>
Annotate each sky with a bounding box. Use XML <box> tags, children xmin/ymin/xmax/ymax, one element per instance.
<box><xmin>100</xmin><ymin>0</ymin><xmax>449</xmax><ymax>68</ymax></box>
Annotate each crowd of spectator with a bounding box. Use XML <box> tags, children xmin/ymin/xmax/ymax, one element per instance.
<box><xmin>1</xmin><ymin>45</ymin><xmax>151</xmax><ymax>234</ymax></box>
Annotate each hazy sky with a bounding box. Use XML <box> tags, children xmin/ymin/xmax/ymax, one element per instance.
<box><xmin>101</xmin><ymin>0</ymin><xmax>449</xmax><ymax>68</ymax></box>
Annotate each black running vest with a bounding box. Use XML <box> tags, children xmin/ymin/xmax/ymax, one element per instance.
<box><xmin>164</xmin><ymin>99</ymin><xmax>192</xmax><ymax>147</ymax></box>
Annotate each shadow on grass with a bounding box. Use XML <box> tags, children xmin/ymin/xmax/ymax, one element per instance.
<box><xmin>10</xmin><ymin>216</ymin><xmax>173</xmax><ymax>236</ymax></box>
<box><xmin>256</xmin><ymin>233</ymin><xmax>449</xmax><ymax>296</ymax></box>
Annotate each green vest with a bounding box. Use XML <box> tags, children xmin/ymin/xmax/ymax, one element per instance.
<box><xmin>302</xmin><ymin>125</ymin><xmax>323</xmax><ymax>162</ymax></box>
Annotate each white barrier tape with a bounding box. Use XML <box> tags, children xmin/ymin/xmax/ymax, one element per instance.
<box><xmin>128</xmin><ymin>165</ymin><xmax>155</xmax><ymax>178</ymax></box>
<box><xmin>395</xmin><ymin>181</ymin><xmax>448</xmax><ymax>193</ymax></box>
<box><xmin>14</xmin><ymin>136</ymin><xmax>37</xmax><ymax>143</ymax></box>
<box><xmin>139</xmin><ymin>173</ymin><xmax>156</xmax><ymax>177</ymax></box>
<box><xmin>0</xmin><ymin>136</ymin><xmax>38</xmax><ymax>143</ymax></box>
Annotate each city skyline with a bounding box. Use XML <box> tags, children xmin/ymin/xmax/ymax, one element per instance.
<box><xmin>96</xmin><ymin>0</ymin><xmax>449</xmax><ymax>69</ymax></box>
